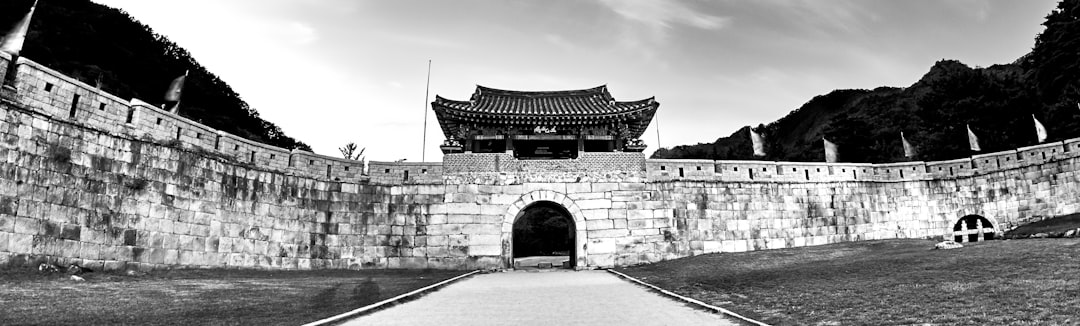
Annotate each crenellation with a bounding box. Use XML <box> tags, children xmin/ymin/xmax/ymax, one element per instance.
<box><xmin>1015</xmin><ymin>141</ymin><xmax>1068</xmax><ymax>167</ymax></box>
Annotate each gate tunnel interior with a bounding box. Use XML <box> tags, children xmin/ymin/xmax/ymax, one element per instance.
<box><xmin>512</xmin><ymin>201</ymin><xmax>576</xmax><ymax>269</ymax></box>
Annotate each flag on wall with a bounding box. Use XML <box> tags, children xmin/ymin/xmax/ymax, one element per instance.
<box><xmin>749</xmin><ymin>127</ymin><xmax>765</xmax><ymax>157</ymax></box>
<box><xmin>1033</xmin><ymin>114</ymin><xmax>1047</xmax><ymax>143</ymax></box>
<box><xmin>901</xmin><ymin>131</ymin><xmax>916</xmax><ymax>158</ymax></box>
<box><xmin>823</xmin><ymin>137</ymin><xmax>838</xmax><ymax>163</ymax></box>
<box><xmin>966</xmin><ymin>124</ymin><xmax>981</xmax><ymax>151</ymax></box>
<box><xmin>0</xmin><ymin>0</ymin><xmax>38</xmax><ymax>56</ymax></box>
<box><xmin>164</xmin><ymin>70</ymin><xmax>188</xmax><ymax>113</ymax></box>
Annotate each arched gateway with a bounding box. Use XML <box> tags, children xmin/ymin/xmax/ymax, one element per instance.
<box><xmin>432</xmin><ymin>85</ymin><xmax>657</xmax><ymax>270</ymax></box>
<box><xmin>952</xmin><ymin>214</ymin><xmax>998</xmax><ymax>242</ymax></box>
<box><xmin>502</xmin><ymin>191</ymin><xmax>588</xmax><ymax>270</ymax></box>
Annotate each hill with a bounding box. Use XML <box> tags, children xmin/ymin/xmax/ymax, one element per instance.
<box><xmin>0</xmin><ymin>0</ymin><xmax>311</xmax><ymax>151</ymax></box>
<box><xmin>654</xmin><ymin>0</ymin><xmax>1080</xmax><ymax>163</ymax></box>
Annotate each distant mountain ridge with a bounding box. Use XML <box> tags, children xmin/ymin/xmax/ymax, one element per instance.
<box><xmin>654</xmin><ymin>0</ymin><xmax>1080</xmax><ymax>163</ymax></box>
<box><xmin>0</xmin><ymin>0</ymin><xmax>311</xmax><ymax>151</ymax></box>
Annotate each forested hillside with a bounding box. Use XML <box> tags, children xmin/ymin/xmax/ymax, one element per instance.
<box><xmin>0</xmin><ymin>0</ymin><xmax>310</xmax><ymax>151</ymax></box>
<box><xmin>655</xmin><ymin>0</ymin><xmax>1080</xmax><ymax>163</ymax></box>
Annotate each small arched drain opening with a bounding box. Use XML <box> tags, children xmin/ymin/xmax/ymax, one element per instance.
<box><xmin>512</xmin><ymin>201</ymin><xmax>575</xmax><ymax>269</ymax></box>
<box><xmin>953</xmin><ymin>215</ymin><xmax>996</xmax><ymax>242</ymax></box>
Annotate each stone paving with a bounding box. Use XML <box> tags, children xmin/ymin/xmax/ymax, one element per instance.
<box><xmin>341</xmin><ymin>270</ymin><xmax>742</xmax><ymax>326</ymax></box>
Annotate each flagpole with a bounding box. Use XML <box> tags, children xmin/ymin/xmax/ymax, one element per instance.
<box><xmin>421</xmin><ymin>60</ymin><xmax>431</xmax><ymax>162</ymax></box>
<box><xmin>654</xmin><ymin>114</ymin><xmax>661</xmax><ymax>150</ymax></box>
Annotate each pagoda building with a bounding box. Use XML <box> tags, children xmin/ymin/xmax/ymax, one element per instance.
<box><xmin>432</xmin><ymin>85</ymin><xmax>659</xmax><ymax>159</ymax></box>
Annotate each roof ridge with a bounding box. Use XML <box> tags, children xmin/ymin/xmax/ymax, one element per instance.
<box><xmin>474</xmin><ymin>85</ymin><xmax>608</xmax><ymax>98</ymax></box>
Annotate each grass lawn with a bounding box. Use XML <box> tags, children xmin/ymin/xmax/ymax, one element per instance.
<box><xmin>618</xmin><ymin>238</ymin><xmax>1080</xmax><ymax>325</ymax></box>
<box><xmin>0</xmin><ymin>268</ymin><xmax>466</xmax><ymax>326</ymax></box>
<box><xmin>1004</xmin><ymin>213</ymin><xmax>1080</xmax><ymax>238</ymax></box>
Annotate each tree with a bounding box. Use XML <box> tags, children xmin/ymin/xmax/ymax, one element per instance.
<box><xmin>339</xmin><ymin>142</ymin><xmax>365</xmax><ymax>160</ymax></box>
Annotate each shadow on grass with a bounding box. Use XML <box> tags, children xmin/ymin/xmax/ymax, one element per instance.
<box><xmin>0</xmin><ymin>268</ymin><xmax>463</xmax><ymax>326</ymax></box>
<box><xmin>618</xmin><ymin>238</ymin><xmax>1080</xmax><ymax>326</ymax></box>
<box><xmin>1004</xmin><ymin>213</ymin><xmax>1080</xmax><ymax>238</ymax></box>
<box><xmin>310</xmin><ymin>278</ymin><xmax>382</xmax><ymax>312</ymax></box>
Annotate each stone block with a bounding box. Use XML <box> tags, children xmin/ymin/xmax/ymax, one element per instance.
<box><xmin>163</xmin><ymin>249</ymin><xmax>179</xmax><ymax>265</ymax></box>
<box><xmin>449</xmin><ymin>234</ymin><xmax>469</xmax><ymax>246</ymax></box>
<box><xmin>460</xmin><ymin>224</ymin><xmax>499</xmax><ymax>235</ymax></box>
<box><xmin>591</xmin><ymin>183</ymin><xmax>619</xmax><ymax>192</ymax></box>
<box><xmin>585</xmin><ymin>219</ymin><xmax>614</xmax><ymax>230</ymax></box>
<box><xmin>725</xmin><ymin>239</ymin><xmax>749</xmax><ymax>253</ymax></box>
<box><xmin>0</xmin><ymin>214</ymin><xmax>12</xmax><ymax>233</ymax></box>
<box><xmin>427</xmin><ymin>214</ymin><xmax>448</xmax><ymax>225</ymax></box>
<box><xmin>581</xmin><ymin>209</ymin><xmax>608</xmax><ymax>221</ymax></box>
<box><xmin>588</xmin><ymin>238</ymin><xmax>617</xmax><ymax>254</ymax></box>
<box><xmin>447</xmin><ymin>214</ymin><xmax>478</xmax><ymax>224</ymax></box>
<box><xmin>490</xmin><ymin>194</ymin><xmax>519</xmax><ymax>205</ymax></box>
<box><xmin>427</xmin><ymin>236</ymin><xmax>449</xmax><ymax>246</ymax></box>
<box><xmin>524</xmin><ymin>183</ymin><xmax>566</xmax><ymax>194</ymax></box>
<box><xmin>445</xmin><ymin>203</ymin><xmax>481</xmax><ymax>215</ymax></box>
<box><xmin>566</xmin><ymin>183</ymin><xmax>591</xmax><ymax>194</ymax></box>
<box><xmin>627</xmin><ymin>219</ymin><xmax>652</xmax><ymax>229</ymax></box>
<box><xmin>469</xmin><ymin>234</ymin><xmax>501</xmax><ymax>246</ymax></box>
<box><xmin>80</xmin><ymin>243</ymin><xmax>101</xmax><ymax>260</ymax></box>
<box><xmin>587</xmin><ymin>253</ymin><xmax>615</xmax><ymax>268</ymax></box>
<box><xmin>576</xmin><ymin>199</ymin><xmax>612</xmax><ymax>210</ymax></box>
<box><xmin>627</xmin><ymin>210</ymin><xmax>651</xmax><ymax>220</ymax></box>
<box><xmin>591</xmin><ymin>225</ymin><xmax>630</xmax><ymax>238</ymax></box>
<box><xmin>630</xmin><ymin>228</ymin><xmax>659</xmax><ymax>236</ymax></box>
<box><xmin>468</xmin><ymin>245</ymin><xmax>501</xmax><ymax>256</ymax></box>
<box><xmin>13</xmin><ymin>217</ymin><xmax>38</xmax><ymax>234</ymax></box>
<box><xmin>0</xmin><ymin>231</ymin><xmax>9</xmax><ymax>252</ymax></box>
<box><xmin>703</xmin><ymin>240</ymin><xmax>722</xmax><ymax>253</ymax></box>
<box><xmin>479</xmin><ymin>204</ymin><xmax>506</xmax><ymax>216</ymax></box>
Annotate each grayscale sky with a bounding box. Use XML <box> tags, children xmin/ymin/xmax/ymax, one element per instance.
<box><xmin>92</xmin><ymin>0</ymin><xmax>1059</xmax><ymax>162</ymax></box>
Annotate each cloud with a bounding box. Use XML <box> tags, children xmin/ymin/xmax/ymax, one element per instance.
<box><xmin>947</xmin><ymin>0</ymin><xmax>991</xmax><ymax>22</ymax></box>
<box><xmin>778</xmin><ymin>0</ymin><xmax>874</xmax><ymax>35</ymax></box>
<box><xmin>284</xmin><ymin>22</ymin><xmax>318</xmax><ymax>45</ymax></box>
<box><xmin>544</xmin><ymin>34</ymin><xmax>577</xmax><ymax>51</ymax></box>
<box><xmin>373</xmin><ymin>32</ymin><xmax>464</xmax><ymax>49</ymax></box>
<box><xmin>596</xmin><ymin>0</ymin><xmax>730</xmax><ymax>33</ymax></box>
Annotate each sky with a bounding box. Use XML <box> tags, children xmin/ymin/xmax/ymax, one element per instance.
<box><xmin>90</xmin><ymin>0</ymin><xmax>1060</xmax><ymax>162</ymax></box>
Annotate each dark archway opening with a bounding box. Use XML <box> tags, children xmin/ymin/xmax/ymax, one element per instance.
<box><xmin>953</xmin><ymin>215</ymin><xmax>996</xmax><ymax>242</ymax></box>
<box><xmin>512</xmin><ymin>201</ymin><xmax>575</xmax><ymax>269</ymax></box>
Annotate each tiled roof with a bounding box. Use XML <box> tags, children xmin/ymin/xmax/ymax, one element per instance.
<box><xmin>432</xmin><ymin>85</ymin><xmax>659</xmax><ymax>139</ymax></box>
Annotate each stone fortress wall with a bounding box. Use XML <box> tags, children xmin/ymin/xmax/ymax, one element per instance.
<box><xmin>2</xmin><ymin>51</ymin><xmax>1079</xmax><ymax>271</ymax></box>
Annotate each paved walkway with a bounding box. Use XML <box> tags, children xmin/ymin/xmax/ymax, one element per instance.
<box><xmin>341</xmin><ymin>270</ymin><xmax>741</xmax><ymax>326</ymax></box>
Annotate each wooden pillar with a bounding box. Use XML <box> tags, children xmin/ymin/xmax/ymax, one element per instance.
<box><xmin>505</xmin><ymin>133</ymin><xmax>514</xmax><ymax>154</ymax></box>
<box><xmin>576</xmin><ymin>135</ymin><xmax>585</xmax><ymax>156</ymax></box>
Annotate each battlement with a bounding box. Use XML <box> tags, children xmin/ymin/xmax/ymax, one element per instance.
<box><xmin>4</xmin><ymin>51</ymin><xmax>1074</xmax><ymax>187</ymax></box>
<box><xmin>0</xmin><ymin>52</ymin><xmax>367</xmax><ymax>183</ymax></box>
<box><xmin>642</xmin><ymin>138</ymin><xmax>1077</xmax><ymax>183</ymax></box>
